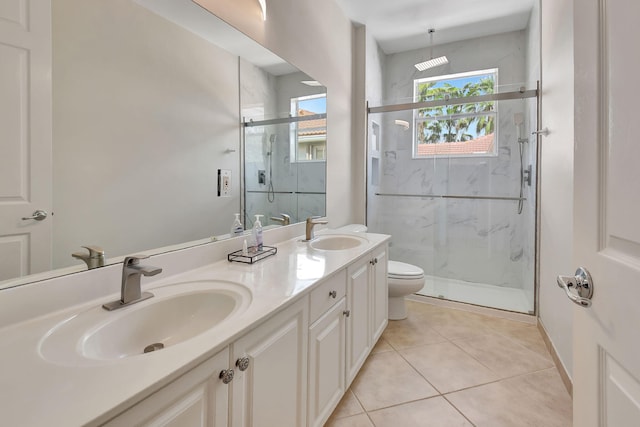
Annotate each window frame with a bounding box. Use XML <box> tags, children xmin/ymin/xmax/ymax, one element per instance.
<box><xmin>289</xmin><ymin>93</ymin><xmax>327</xmax><ymax>163</ymax></box>
<box><xmin>412</xmin><ymin>68</ymin><xmax>499</xmax><ymax>159</ymax></box>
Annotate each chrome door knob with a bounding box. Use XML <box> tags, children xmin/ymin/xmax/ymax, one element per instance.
<box><xmin>557</xmin><ymin>267</ymin><xmax>594</xmax><ymax>307</ymax></box>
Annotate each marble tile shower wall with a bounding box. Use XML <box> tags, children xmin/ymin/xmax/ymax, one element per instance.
<box><xmin>367</xmin><ymin>31</ymin><xmax>536</xmax><ymax>291</ymax></box>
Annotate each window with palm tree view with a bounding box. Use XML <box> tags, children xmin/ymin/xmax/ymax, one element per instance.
<box><xmin>413</xmin><ymin>68</ymin><xmax>497</xmax><ymax>157</ymax></box>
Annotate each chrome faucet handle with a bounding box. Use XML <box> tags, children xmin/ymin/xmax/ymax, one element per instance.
<box><xmin>124</xmin><ymin>254</ymin><xmax>149</xmax><ymax>265</ymax></box>
<box><xmin>124</xmin><ymin>255</ymin><xmax>162</xmax><ymax>276</ymax></box>
<box><xmin>304</xmin><ymin>216</ymin><xmax>329</xmax><ymax>241</ymax></box>
<box><xmin>83</xmin><ymin>245</ymin><xmax>105</xmax><ymax>257</ymax></box>
<box><xmin>307</xmin><ymin>216</ymin><xmax>328</xmax><ymax>224</ymax></box>
<box><xmin>72</xmin><ymin>245</ymin><xmax>105</xmax><ymax>269</ymax></box>
<box><xmin>102</xmin><ymin>255</ymin><xmax>161</xmax><ymax>311</ymax></box>
<box><xmin>270</xmin><ymin>213</ymin><xmax>291</xmax><ymax>226</ymax></box>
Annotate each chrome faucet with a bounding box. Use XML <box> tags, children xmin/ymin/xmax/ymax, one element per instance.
<box><xmin>304</xmin><ymin>216</ymin><xmax>328</xmax><ymax>241</ymax></box>
<box><xmin>72</xmin><ymin>245</ymin><xmax>105</xmax><ymax>269</ymax></box>
<box><xmin>102</xmin><ymin>255</ymin><xmax>162</xmax><ymax>311</ymax></box>
<box><xmin>270</xmin><ymin>213</ymin><xmax>291</xmax><ymax>226</ymax></box>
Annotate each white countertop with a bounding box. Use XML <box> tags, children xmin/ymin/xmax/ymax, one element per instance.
<box><xmin>0</xmin><ymin>231</ymin><xmax>389</xmax><ymax>426</ymax></box>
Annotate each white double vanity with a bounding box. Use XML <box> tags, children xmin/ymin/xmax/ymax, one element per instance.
<box><xmin>0</xmin><ymin>224</ymin><xmax>389</xmax><ymax>427</ymax></box>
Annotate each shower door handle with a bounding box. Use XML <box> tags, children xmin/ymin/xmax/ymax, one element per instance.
<box><xmin>557</xmin><ymin>267</ymin><xmax>594</xmax><ymax>307</ymax></box>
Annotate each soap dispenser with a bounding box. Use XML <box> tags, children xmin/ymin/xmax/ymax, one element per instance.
<box><xmin>230</xmin><ymin>213</ymin><xmax>243</xmax><ymax>237</ymax></box>
<box><xmin>253</xmin><ymin>214</ymin><xmax>264</xmax><ymax>252</ymax></box>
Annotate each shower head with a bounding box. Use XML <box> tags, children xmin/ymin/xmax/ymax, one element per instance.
<box><xmin>394</xmin><ymin>120</ymin><xmax>410</xmax><ymax>130</ymax></box>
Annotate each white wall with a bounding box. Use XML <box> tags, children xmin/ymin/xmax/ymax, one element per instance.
<box><xmin>538</xmin><ymin>0</ymin><xmax>575</xmax><ymax>377</ymax></box>
<box><xmin>53</xmin><ymin>0</ymin><xmax>240</xmax><ymax>268</ymax></box>
<box><xmin>194</xmin><ymin>0</ymin><xmax>356</xmax><ymax>227</ymax></box>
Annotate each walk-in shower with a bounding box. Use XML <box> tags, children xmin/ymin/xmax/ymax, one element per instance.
<box><xmin>367</xmin><ymin>82</ymin><xmax>539</xmax><ymax>314</ymax></box>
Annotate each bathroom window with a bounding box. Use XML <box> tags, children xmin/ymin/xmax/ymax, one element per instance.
<box><xmin>413</xmin><ymin>69</ymin><xmax>497</xmax><ymax>158</ymax></box>
<box><xmin>290</xmin><ymin>94</ymin><xmax>327</xmax><ymax>162</ymax></box>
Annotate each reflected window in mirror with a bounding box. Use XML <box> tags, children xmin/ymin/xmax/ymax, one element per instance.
<box><xmin>290</xmin><ymin>94</ymin><xmax>327</xmax><ymax>162</ymax></box>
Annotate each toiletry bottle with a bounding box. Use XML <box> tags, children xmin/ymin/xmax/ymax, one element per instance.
<box><xmin>253</xmin><ymin>214</ymin><xmax>264</xmax><ymax>252</ymax></box>
<box><xmin>230</xmin><ymin>213</ymin><xmax>243</xmax><ymax>237</ymax></box>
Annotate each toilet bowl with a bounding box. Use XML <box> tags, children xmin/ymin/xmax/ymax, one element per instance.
<box><xmin>387</xmin><ymin>260</ymin><xmax>425</xmax><ymax>320</ymax></box>
<box><xmin>335</xmin><ymin>225</ymin><xmax>425</xmax><ymax>320</ymax></box>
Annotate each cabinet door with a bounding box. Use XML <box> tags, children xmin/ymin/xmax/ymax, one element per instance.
<box><xmin>308</xmin><ymin>298</ymin><xmax>346</xmax><ymax>427</ymax></box>
<box><xmin>103</xmin><ymin>348</ymin><xmax>230</xmax><ymax>427</ymax></box>
<box><xmin>346</xmin><ymin>257</ymin><xmax>371</xmax><ymax>385</ymax></box>
<box><xmin>371</xmin><ymin>245</ymin><xmax>388</xmax><ymax>343</ymax></box>
<box><xmin>231</xmin><ymin>297</ymin><xmax>308</xmax><ymax>427</ymax></box>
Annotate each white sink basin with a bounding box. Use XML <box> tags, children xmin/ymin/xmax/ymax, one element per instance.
<box><xmin>39</xmin><ymin>280</ymin><xmax>252</xmax><ymax>365</ymax></box>
<box><xmin>310</xmin><ymin>234</ymin><xmax>368</xmax><ymax>251</ymax></box>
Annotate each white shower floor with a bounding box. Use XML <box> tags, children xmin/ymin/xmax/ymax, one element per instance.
<box><xmin>417</xmin><ymin>274</ymin><xmax>534</xmax><ymax>314</ymax></box>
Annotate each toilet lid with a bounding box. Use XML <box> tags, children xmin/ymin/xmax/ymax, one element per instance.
<box><xmin>388</xmin><ymin>260</ymin><xmax>424</xmax><ymax>279</ymax></box>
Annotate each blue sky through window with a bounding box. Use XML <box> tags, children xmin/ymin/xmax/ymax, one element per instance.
<box><xmin>298</xmin><ymin>96</ymin><xmax>326</xmax><ymax>114</ymax></box>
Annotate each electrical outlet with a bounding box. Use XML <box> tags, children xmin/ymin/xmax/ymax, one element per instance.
<box><xmin>218</xmin><ymin>169</ymin><xmax>231</xmax><ymax>197</ymax></box>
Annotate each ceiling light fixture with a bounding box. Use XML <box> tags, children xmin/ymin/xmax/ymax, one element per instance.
<box><xmin>301</xmin><ymin>80</ymin><xmax>322</xmax><ymax>87</ymax></box>
<box><xmin>414</xmin><ymin>29</ymin><xmax>448</xmax><ymax>71</ymax></box>
<box><xmin>258</xmin><ymin>0</ymin><xmax>266</xmax><ymax>21</ymax></box>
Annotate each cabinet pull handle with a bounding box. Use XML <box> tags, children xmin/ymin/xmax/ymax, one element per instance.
<box><xmin>329</xmin><ymin>290</ymin><xmax>337</xmax><ymax>298</ymax></box>
<box><xmin>219</xmin><ymin>369</ymin><xmax>234</xmax><ymax>384</ymax></box>
<box><xmin>370</xmin><ymin>259</ymin><xmax>375</xmax><ymax>265</ymax></box>
<box><xmin>343</xmin><ymin>310</ymin><xmax>351</xmax><ymax>317</ymax></box>
<box><xmin>374</xmin><ymin>258</ymin><xmax>378</xmax><ymax>264</ymax></box>
<box><xmin>236</xmin><ymin>356</ymin><xmax>250</xmax><ymax>371</ymax></box>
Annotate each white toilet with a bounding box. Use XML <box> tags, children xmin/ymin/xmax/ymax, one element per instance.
<box><xmin>336</xmin><ymin>224</ymin><xmax>426</xmax><ymax>320</ymax></box>
<box><xmin>387</xmin><ymin>260</ymin><xmax>425</xmax><ymax>320</ymax></box>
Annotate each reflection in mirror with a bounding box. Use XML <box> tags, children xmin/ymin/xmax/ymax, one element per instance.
<box><xmin>0</xmin><ymin>0</ymin><xmax>325</xmax><ymax>289</ymax></box>
<box><xmin>240</xmin><ymin>62</ymin><xmax>327</xmax><ymax>230</ymax></box>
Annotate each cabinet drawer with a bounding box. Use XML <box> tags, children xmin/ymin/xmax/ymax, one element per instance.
<box><xmin>310</xmin><ymin>270</ymin><xmax>346</xmax><ymax>323</ymax></box>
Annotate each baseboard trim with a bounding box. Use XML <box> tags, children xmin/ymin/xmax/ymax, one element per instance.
<box><xmin>537</xmin><ymin>320</ymin><xmax>573</xmax><ymax>397</ymax></box>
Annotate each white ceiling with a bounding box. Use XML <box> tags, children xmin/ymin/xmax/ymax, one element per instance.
<box><xmin>333</xmin><ymin>0</ymin><xmax>536</xmax><ymax>54</ymax></box>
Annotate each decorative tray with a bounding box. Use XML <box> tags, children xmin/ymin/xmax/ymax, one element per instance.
<box><xmin>227</xmin><ymin>246</ymin><xmax>277</xmax><ymax>264</ymax></box>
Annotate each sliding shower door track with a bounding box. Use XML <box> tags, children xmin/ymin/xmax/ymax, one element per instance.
<box><xmin>375</xmin><ymin>192</ymin><xmax>526</xmax><ymax>201</ymax></box>
<box><xmin>368</xmin><ymin>88</ymin><xmax>538</xmax><ymax>114</ymax></box>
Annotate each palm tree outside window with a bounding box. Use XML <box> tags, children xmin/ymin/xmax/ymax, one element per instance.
<box><xmin>413</xmin><ymin>68</ymin><xmax>498</xmax><ymax>157</ymax></box>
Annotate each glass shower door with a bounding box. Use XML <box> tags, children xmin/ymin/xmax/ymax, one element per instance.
<box><xmin>367</xmin><ymin>92</ymin><xmax>537</xmax><ymax>314</ymax></box>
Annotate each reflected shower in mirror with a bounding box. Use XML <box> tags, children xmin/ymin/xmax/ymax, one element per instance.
<box><xmin>240</xmin><ymin>61</ymin><xmax>327</xmax><ymax>230</ymax></box>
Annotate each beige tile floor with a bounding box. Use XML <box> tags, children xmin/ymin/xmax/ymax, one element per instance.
<box><xmin>326</xmin><ymin>300</ymin><xmax>572</xmax><ymax>427</ymax></box>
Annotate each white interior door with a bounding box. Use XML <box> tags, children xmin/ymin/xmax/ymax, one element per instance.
<box><xmin>0</xmin><ymin>0</ymin><xmax>52</xmax><ymax>282</ymax></box>
<box><xmin>571</xmin><ymin>0</ymin><xmax>640</xmax><ymax>425</ymax></box>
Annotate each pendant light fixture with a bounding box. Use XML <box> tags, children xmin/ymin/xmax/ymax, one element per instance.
<box><xmin>414</xmin><ymin>28</ymin><xmax>449</xmax><ymax>71</ymax></box>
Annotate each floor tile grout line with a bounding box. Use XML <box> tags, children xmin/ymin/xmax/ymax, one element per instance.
<box><xmin>392</xmin><ymin>343</ymin><xmax>446</xmax><ymax>396</ymax></box>
<box><xmin>446</xmin><ymin>332</ymin><xmax>555</xmax><ymax>379</ymax></box>
<box><xmin>329</xmin><ymin>302</ymin><xmax>570</xmax><ymax>426</ymax></box>
<box><xmin>441</xmin><ymin>393</ymin><xmax>478</xmax><ymax>427</ymax></box>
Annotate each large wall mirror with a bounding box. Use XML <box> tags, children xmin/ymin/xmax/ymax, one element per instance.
<box><xmin>0</xmin><ymin>0</ymin><xmax>326</xmax><ymax>289</ymax></box>
<box><xmin>241</xmin><ymin>62</ymin><xmax>327</xmax><ymax>231</ymax></box>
